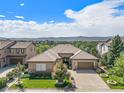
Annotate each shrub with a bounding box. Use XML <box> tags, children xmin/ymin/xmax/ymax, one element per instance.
<box><xmin>109</xmin><ymin>75</ymin><xmax>124</xmax><ymax>85</ymax></box>
<box><xmin>6</xmin><ymin>68</ymin><xmax>18</xmax><ymax>81</ymax></box>
<box><xmin>15</xmin><ymin>81</ymin><xmax>24</xmax><ymax>89</ymax></box>
<box><xmin>100</xmin><ymin>73</ymin><xmax>109</xmax><ymax>78</ymax></box>
<box><xmin>55</xmin><ymin>80</ymin><xmax>72</xmax><ymax>88</ymax></box>
<box><xmin>6</xmin><ymin>72</ymin><xmax>15</xmax><ymax>80</ymax></box>
<box><xmin>22</xmin><ymin>74</ymin><xmax>30</xmax><ymax>78</ymax></box>
<box><xmin>107</xmin><ymin>80</ymin><xmax>117</xmax><ymax>86</ymax></box>
<box><xmin>96</xmin><ymin>68</ymin><xmax>103</xmax><ymax>74</ymax></box>
<box><xmin>66</xmin><ymin>72</ymin><xmax>71</xmax><ymax>80</ymax></box>
<box><xmin>0</xmin><ymin>77</ymin><xmax>7</xmax><ymax>89</ymax></box>
<box><xmin>29</xmin><ymin>73</ymin><xmax>52</xmax><ymax>79</ymax></box>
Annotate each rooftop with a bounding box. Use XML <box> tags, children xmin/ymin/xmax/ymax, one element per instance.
<box><xmin>27</xmin><ymin>44</ymin><xmax>98</xmax><ymax>62</ymax></box>
<box><xmin>10</xmin><ymin>42</ymin><xmax>32</xmax><ymax>48</ymax></box>
<box><xmin>0</xmin><ymin>40</ymin><xmax>14</xmax><ymax>49</ymax></box>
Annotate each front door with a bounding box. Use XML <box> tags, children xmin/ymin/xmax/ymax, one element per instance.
<box><xmin>63</xmin><ymin>57</ymin><xmax>71</xmax><ymax>69</ymax></box>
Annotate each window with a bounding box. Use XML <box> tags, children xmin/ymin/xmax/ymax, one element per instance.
<box><xmin>16</xmin><ymin>49</ymin><xmax>20</xmax><ymax>54</ymax></box>
<box><xmin>36</xmin><ymin>64</ymin><xmax>46</xmax><ymax>71</ymax></box>
<box><xmin>21</xmin><ymin>49</ymin><xmax>24</xmax><ymax>54</ymax></box>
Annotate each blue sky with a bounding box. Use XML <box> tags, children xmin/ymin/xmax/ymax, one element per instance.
<box><xmin>0</xmin><ymin>0</ymin><xmax>102</xmax><ymax>22</ymax></box>
<box><xmin>0</xmin><ymin>0</ymin><xmax>124</xmax><ymax>38</ymax></box>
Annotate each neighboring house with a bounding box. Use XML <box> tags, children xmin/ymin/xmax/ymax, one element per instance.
<box><xmin>0</xmin><ymin>40</ymin><xmax>15</xmax><ymax>67</ymax></box>
<box><xmin>0</xmin><ymin>40</ymin><xmax>37</xmax><ymax>67</ymax></box>
<box><xmin>97</xmin><ymin>39</ymin><xmax>112</xmax><ymax>56</ymax></box>
<box><xmin>27</xmin><ymin>44</ymin><xmax>98</xmax><ymax>73</ymax></box>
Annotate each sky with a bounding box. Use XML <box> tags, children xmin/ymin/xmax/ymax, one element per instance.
<box><xmin>0</xmin><ymin>0</ymin><xmax>124</xmax><ymax>38</ymax></box>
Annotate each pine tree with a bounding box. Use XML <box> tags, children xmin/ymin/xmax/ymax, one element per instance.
<box><xmin>107</xmin><ymin>35</ymin><xmax>124</xmax><ymax>67</ymax></box>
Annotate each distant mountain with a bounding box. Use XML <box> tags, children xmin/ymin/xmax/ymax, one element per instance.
<box><xmin>0</xmin><ymin>36</ymin><xmax>112</xmax><ymax>42</ymax></box>
<box><xmin>0</xmin><ymin>37</ymin><xmax>7</xmax><ymax>40</ymax></box>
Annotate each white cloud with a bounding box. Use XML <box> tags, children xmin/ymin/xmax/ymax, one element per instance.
<box><xmin>20</xmin><ymin>3</ymin><xmax>24</xmax><ymax>6</ymax></box>
<box><xmin>15</xmin><ymin>16</ymin><xmax>24</xmax><ymax>19</ymax></box>
<box><xmin>0</xmin><ymin>0</ymin><xmax>124</xmax><ymax>38</ymax></box>
<box><xmin>0</xmin><ymin>15</ymin><xmax>5</xmax><ymax>18</ymax></box>
<box><xmin>49</xmin><ymin>20</ymin><xmax>55</xmax><ymax>23</ymax></box>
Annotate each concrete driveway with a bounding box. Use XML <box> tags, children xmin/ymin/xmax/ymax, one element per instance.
<box><xmin>70</xmin><ymin>70</ymin><xmax>109</xmax><ymax>91</ymax></box>
<box><xmin>0</xmin><ymin>65</ymin><xmax>15</xmax><ymax>77</ymax></box>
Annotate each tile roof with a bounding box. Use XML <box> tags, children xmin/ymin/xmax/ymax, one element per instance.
<box><xmin>51</xmin><ymin>44</ymin><xmax>80</xmax><ymax>54</ymax></box>
<box><xmin>27</xmin><ymin>50</ymin><xmax>60</xmax><ymax>62</ymax></box>
<box><xmin>27</xmin><ymin>44</ymin><xmax>98</xmax><ymax>62</ymax></box>
<box><xmin>71</xmin><ymin>50</ymin><xmax>98</xmax><ymax>60</ymax></box>
<box><xmin>0</xmin><ymin>40</ymin><xmax>14</xmax><ymax>49</ymax></box>
<box><xmin>10</xmin><ymin>42</ymin><xmax>32</xmax><ymax>48</ymax></box>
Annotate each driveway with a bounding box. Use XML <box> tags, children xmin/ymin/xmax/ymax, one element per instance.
<box><xmin>0</xmin><ymin>65</ymin><xmax>15</xmax><ymax>77</ymax></box>
<box><xmin>70</xmin><ymin>70</ymin><xmax>109</xmax><ymax>91</ymax></box>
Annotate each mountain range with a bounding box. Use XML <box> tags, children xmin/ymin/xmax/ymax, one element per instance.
<box><xmin>0</xmin><ymin>36</ymin><xmax>112</xmax><ymax>42</ymax></box>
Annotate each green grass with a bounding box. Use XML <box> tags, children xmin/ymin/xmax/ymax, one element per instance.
<box><xmin>11</xmin><ymin>78</ymin><xmax>56</xmax><ymax>89</ymax></box>
<box><xmin>101</xmin><ymin>75</ymin><xmax>124</xmax><ymax>89</ymax></box>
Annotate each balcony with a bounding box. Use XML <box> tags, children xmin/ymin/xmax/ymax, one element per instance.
<box><xmin>6</xmin><ymin>49</ymin><xmax>26</xmax><ymax>57</ymax></box>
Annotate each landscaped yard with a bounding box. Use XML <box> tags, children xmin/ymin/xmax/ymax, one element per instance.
<box><xmin>11</xmin><ymin>78</ymin><xmax>56</xmax><ymax>89</ymax></box>
<box><xmin>101</xmin><ymin>74</ymin><xmax>124</xmax><ymax>89</ymax></box>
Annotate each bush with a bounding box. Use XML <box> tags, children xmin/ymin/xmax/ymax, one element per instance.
<box><xmin>107</xmin><ymin>80</ymin><xmax>117</xmax><ymax>86</ymax></box>
<box><xmin>96</xmin><ymin>68</ymin><xmax>103</xmax><ymax>74</ymax></box>
<box><xmin>15</xmin><ymin>81</ymin><xmax>24</xmax><ymax>89</ymax></box>
<box><xmin>6</xmin><ymin>69</ymin><xmax>18</xmax><ymax>81</ymax></box>
<box><xmin>0</xmin><ymin>77</ymin><xmax>7</xmax><ymax>89</ymax></box>
<box><xmin>55</xmin><ymin>80</ymin><xmax>72</xmax><ymax>88</ymax></box>
<box><xmin>6</xmin><ymin>72</ymin><xmax>15</xmax><ymax>80</ymax></box>
<box><xmin>29</xmin><ymin>73</ymin><xmax>52</xmax><ymax>79</ymax></box>
<box><xmin>100</xmin><ymin>73</ymin><xmax>109</xmax><ymax>78</ymax></box>
<box><xmin>22</xmin><ymin>74</ymin><xmax>30</xmax><ymax>78</ymax></box>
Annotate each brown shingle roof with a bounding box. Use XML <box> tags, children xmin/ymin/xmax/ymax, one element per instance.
<box><xmin>27</xmin><ymin>44</ymin><xmax>98</xmax><ymax>62</ymax></box>
<box><xmin>10</xmin><ymin>42</ymin><xmax>32</xmax><ymax>48</ymax></box>
<box><xmin>51</xmin><ymin>44</ymin><xmax>80</xmax><ymax>54</ymax></box>
<box><xmin>71</xmin><ymin>50</ymin><xmax>98</xmax><ymax>60</ymax></box>
<box><xmin>0</xmin><ymin>40</ymin><xmax>14</xmax><ymax>49</ymax></box>
<box><xmin>27</xmin><ymin>50</ymin><xmax>60</xmax><ymax>62</ymax></box>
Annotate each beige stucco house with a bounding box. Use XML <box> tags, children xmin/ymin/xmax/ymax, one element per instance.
<box><xmin>27</xmin><ymin>44</ymin><xmax>98</xmax><ymax>73</ymax></box>
<box><xmin>0</xmin><ymin>40</ymin><xmax>37</xmax><ymax>67</ymax></box>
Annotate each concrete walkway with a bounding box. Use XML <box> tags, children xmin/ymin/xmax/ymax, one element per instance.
<box><xmin>70</xmin><ymin>70</ymin><xmax>110</xmax><ymax>91</ymax></box>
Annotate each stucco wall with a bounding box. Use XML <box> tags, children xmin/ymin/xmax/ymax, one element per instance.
<box><xmin>25</xmin><ymin>44</ymin><xmax>37</xmax><ymax>64</ymax></box>
<box><xmin>28</xmin><ymin>62</ymin><xmax>54</xmax><ymax>73</ymax></box>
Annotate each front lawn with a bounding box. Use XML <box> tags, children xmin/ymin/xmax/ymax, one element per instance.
<box><xmin>11</xmin><ymin>78</ymin><xmax>56</xmax><ymax>89</ymax></box>
<box><xmin>101</xmin><ymin>74</ymin><xmax>124</xmax><ymax>89</ymax></box>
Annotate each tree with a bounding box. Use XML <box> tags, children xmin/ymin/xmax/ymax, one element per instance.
<box><xmin>52</xmin><ymin>61</ymin><xmax>67</xmax><ymax>85</ymax></box>
<box><xmin>100</xmin><ymin>53</ymin><xmax>108</xmax><ymax>66</ymax></box>
<box><xmin>16</xmin><ymin>62</ymin><xmax>25</xmax><ymax>84</ymax></box>
<box><xmin>107</xmin><ymin>35</ymin><xmax>124</xmax><ymax>67</ymax></box>
<box><xmin>113</xmin><ymin>52</ymin><xmax>124</xmax><ymax>82</ymax></box>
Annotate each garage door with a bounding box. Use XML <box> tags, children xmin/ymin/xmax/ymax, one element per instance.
<box><xmin>10</xmin><ymin>59</ymin><xmax>23</xmax><ymax>65</ymax></box>
<box><xmin>78</xmin><ymin>62</ymin><xmax>94</xmax><ymax>69</ymax></box>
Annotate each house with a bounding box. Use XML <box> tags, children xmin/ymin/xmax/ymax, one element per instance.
<box><xmin>0</xmin><ymin>40</ymin><xmax>37</xmax><ymax>67</ymax></box>
<box><xmin>97</xmin><ymin>39</ymin><xmax>112</xmax><ymax>56</ymax></box>
<box><xmin>0</xmin><ymin>40</ymin><xmax>15</xmax><ymax>67</ymax></box>
<box><xmin>27</xmin><ymin>44</ymin><xmax>98</xmax><ymax>73</ymax></box>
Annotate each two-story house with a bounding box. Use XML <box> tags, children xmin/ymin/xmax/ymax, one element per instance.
<box><xmin>97</xmin><ymin>39</ymin><xmax>112</xmax><ymax>56</ymax></box>
<box><xmin>0</xmin><ymin>40</ymin><xmax>16</xmax><ymax>67</ymax></box>
<box><xmin>0</xmin><ymin>40</ymin><xmax>37</xmax><ymax>67</ymax></box>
